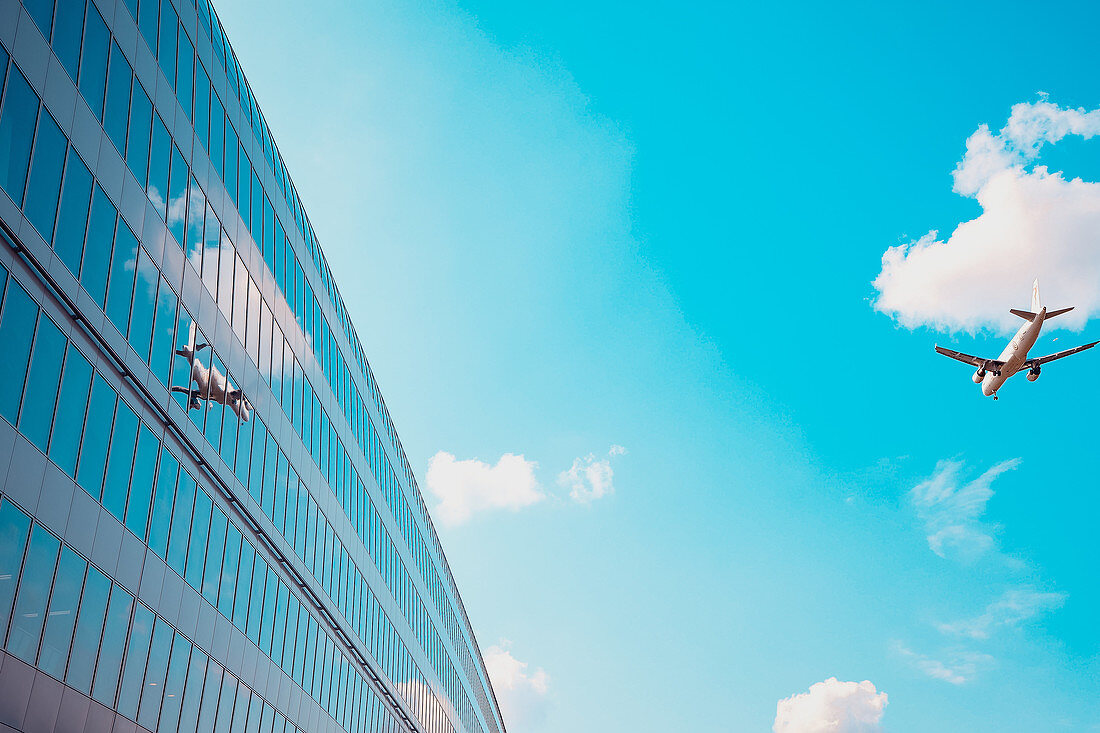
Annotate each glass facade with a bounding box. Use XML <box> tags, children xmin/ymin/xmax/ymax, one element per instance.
<box><xmin>0</xmin><ymin>0</ymin><xmax>506</xmax><ymax>731</ymax></box>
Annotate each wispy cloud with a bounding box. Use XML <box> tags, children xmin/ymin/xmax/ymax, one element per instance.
<box><xmin>484</xmin><ymin>640</ymin><xmax>550</xmax><ymax>730</ymax></box>
<box><xmin>557</xmin><ymin>445</ymin><xmax>626</xmax><ymax>504</ymax></box>
<box><xmin>873</xmin><ymin>97</ymin><xmax>1100</xmax><ymax>333</ymax></box>
<box><xmin>426</xmin><ymin>452</ymin><xmax>544</xmax><ymax>525</ymax></box>
<box><xmin>909</xmin><ymin>458</ymin><xmax>1020</xmax><ymax>562</ymax></box>
<box><xmin>938</xmin><ymin>587</ymin><xmax>1067</xmax><ymax>640</ymax></box>
<box><xmin>894</xmin><ymin>643</ymin><xmax>993</xmax><ymax>686</ymax></box>
<box><xmin>774</xmin><ymin>677</ymin><xmax>887</xmax><ymax>733</ymax></box>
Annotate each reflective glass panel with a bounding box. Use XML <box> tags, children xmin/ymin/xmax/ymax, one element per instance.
<box><xmin>157</xmin><ymin>633</ymin><xmax>191</xmax><ymax>733</ymax></box>
<box><xmin>147</xmin><ymin>445</ymin><xmax>178</xmax><ymax>558</ymax></box>
<box><xmin>150</xmin><ymin>275</ymin><xmax>177</xmax><ymax>387</ymax></box>
<box><xmin>166</xmin><ymin>469</ymin><xmax>195</xmax><ymax>575</ymax></box>
<box><xmin>126</xmin><ymin>422</ymin><xmax>159</xmax><ymax>540</ymax></box>
<box><xmin>102</xmin><ymin>398</ymin><xmax>138</xmax><ymax>518</ymax></box>
<box><xmin>18</xmin><ymin>312</ymin><xmax>65</xmax><ymax>451</ymax></box>
<box><xmin>48</xmin><ymin>343</ymin><xmax>92</xmax><ymax>477</ymax></box>
<box><xmin>0</xmin><ymin>65</ymin><xmax>39</xmax><ymax>206</ymax></box>
<box><xmin>53</xmin><ymin>149</ymin><xmax>92</xmax><ymax>276</ymax></box>
<box><xmin>38</xmin><ymin>545</ymin><xmax>85</xmax><ymax>679</ymax></box>
<box><xmin>53</xmin><ymin>0</ymin><xmax>84</xmax><ymax>80</ymax></box>
<box><xmin>91</xmin><ymin>583</ymin><xmax>133</xmax><ymax>706</ymax></box>
<box><xmin>103</xmin><ymin>42</ymin><xmax>132</xmax><ymax>154</ymax></box>
<box><xmin>126</xmin><ymin>80</ymin><xmax>152</xmax><ymax>186</ymax></box>
<box><xmin>80</xmin><ymin>184</ymin><xmax>115</xmax><ymax>306</ymax></box>
<box><xmin>24</xmin><ymin>111</ymin><xmax>67</xmax><ymax>240</ymax></box>
<box><xmin>157</xmin><ymin>0</ymin><xmax>177</xmax><ymax>88</ymax></box>
<box><xmin>137</xmin><ymin>617</ymin><xmax>173</xmax><ymax>730</ymax></box>
<box><xmin>117</xmin><ymin>602</ymin><xmax>154</xmax><ymax>718</ymax></box>
<box><xmin>0</xmin><ymin>501</ymin><xmax>31</xmax><ymax>648</ymax></box>
<box><xmin>0</xmin><ymin>279</ymin><xmax>39</xmax><ymax>423</ymax></box>
<box><xmin>129</xmin><ymin>246</ymin><xmax>158</xmax><ymax>359</ymax></box>
<box><xmin>78</xmin><ymin>3</ymin><xmax>109</xmax><ymax>120</ymax></box>
<box><xmin>106</xmin><ymin>220</ymin><xmax>139</xmax><ymax>336</ymax></box>
<box><xmin>66</xmin><ymin>564</ymin><xmax>109</xmax><ymax>693</ymax></box>
<box><xmin>75</xmin><ymin>372</ymin><xmax>116</xmax><ymax>498</ymax></box>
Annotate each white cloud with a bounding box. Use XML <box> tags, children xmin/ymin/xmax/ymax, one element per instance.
<box><xmin>909</xmin><ymin>458</ymin><xmax>1020</xmax><ymax>562</ymax></box>
<box><xmin>938</xmin><ymin>587</ymin><xmax>1067</xmax><ymax>639</ymax></box>
<box><xmin>894</xmin><ymin>644</ymin><xmax>993</xmax><ymax>686</ymax></box>
<box><xmin>774</xmin><ymin>678</ymin><xmax>887</xmax><ymax>733</ymax></box>
<box><xmin>873</xmin><ymin>98</ymin><xmax>1100</xmax><ymax>333</ymax></box>
<box><xmin>484</xmin><ymin>641</ymin><xmax>550</xmax><ymax>730</ymax></box>
<box><xmin>557</xmin><ymin>445</ymin><xmax>626</xmax><ymax>503</ymax></box>
<box><xmin>426</xmin><ymin>452</ymin><xmax>543</xmax><ymax>525</ymax></box>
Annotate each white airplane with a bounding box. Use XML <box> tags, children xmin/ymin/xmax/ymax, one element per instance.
<box><xmin>935</xmin><ymin>280</ymin><xmax>1099</xmax><ymax>400</ymax></box>
<box><xmin>171</xmin><ymin>325</ymin><xmax>252</xmax><ymax>421</ymax></box>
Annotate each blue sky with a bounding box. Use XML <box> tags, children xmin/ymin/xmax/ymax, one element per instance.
<box><xmin>217</xmin><ymin>0</ymin><xmax>1100</xmax><ymax>729</ymax></box>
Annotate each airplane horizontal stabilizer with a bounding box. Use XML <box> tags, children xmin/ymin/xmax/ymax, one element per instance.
<box><xmin>1009</xmin><ymin>306</ymin><xmax>1073</xmax><ymax>321</ymax></box>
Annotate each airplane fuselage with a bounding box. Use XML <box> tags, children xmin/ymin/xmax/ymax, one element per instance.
<box><xmin>981</xmin><ymin>307</ymin><xmax>1046</xmax><ymax>396</ymax></box>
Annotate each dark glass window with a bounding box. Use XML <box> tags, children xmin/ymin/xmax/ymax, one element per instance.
<box><xmin>158</xmin><ymin>633</ymin><xmax>191</xmax><ymax>732</ymax></box>
<box><xmin>7</xmin><ymin>524</ymin><xmax>60</xmax><ymax>662</ymax></box>
<box><xmin>102</xmin><ymin>398</ymin><xmax>138</xmax><ymax>518</ymax></box>
<box><xmin>24</xmin><ymin>0</ymin><xmax>55</xmax><ymax>41</ymax></box>
<box><xmin>81</xmin><ymin>184</ymin><xmax>115</xmax><ymax>306</ymax></box>
<box><xmin>91</xmin><ymin>583</ymin><xmax>134</xmax><ymax>706</ymax></box>
<box><xmin>232</xmin><ymin>539</ymin><xmax>253</xmax><ymax>630</ymax></box>
<box><xmin>194</xmin><ymin>62</ymin><xmax>210</xmax><ymax>151</ymax></box>
<box><xmin>103</xmin><ymin>42</ymin><xmax>132</xmax><ymax>155</ymax></box>
<box><xmin>166</xmin><ymin>469</ymin><xmax>195</xmax><ymax>576</ymax></box>
<box><xmin>117</xmin><ymin>602</ymin><xmax>154</xmax><ymax>718</ymax></box>
<box><xmin>218</xmin><ymin>523</ymin><xmax>240</xmax><ymax>618</ymax></box>
<box><xmin>38</xmin><ymin>545</ymin><xmax>85</xmax><ymax>679</ymax></box>
<box><xmin>53</xmin><ymin>0</ymin><xmax>85</xmax><ymax>81</ymax></box>
<box><xmin>126</xmin><ymin>422</ymin><xmax>159</xmax><ymax>540</ymax></box>
<box><xmin>210</xmin><ymin>93</ymin><xmax>224</xmax><ymax>177</ymax></box>
<box><xmin>176</xmin><ymin>31</ymin><xmax>194</xmax><ymax>121</ymax></box>
<box><xmin>24</xmin><ymin>111</ymin><xmax>67</xmax><ymax>241</ymax></box>
<box><xmin>0</xmin><ymin>279</ymin><xmax>39</xmax><ymax>423</ymax></box>
<box><xmin>177</xmin><ymin>646</ymin><xmax>207</xmax><ymax>732</ymax></box>
<box><xmin>150</xmin><ymin>275</ymin><xmax>177</xmax><ymax>387</ymax></box>
<box><xmin>225</xmin><ymin>125</ymin><xmax>238</xmax><ymax>205</ymax></box>
<box><xmin>66</xmin><ymin>564</ymin><xmax>109</xmax><ymax>693</ymax></box>
<box><xmin>53</xmin><ymin>149</ymin><xmax>92</xmax><ymax>276</ymax></box>
<box><xmin>148</xmin><ymin>112</ymin><xmax>171</xmax><ymax>216</ymax></box>
<box><xmin>49</xmin><ymin>343</ymin><xmax>92</xmax><ymax>477</ymax></box>
<box><xmin>75</xmin><ymin>372</ymin><xmax>116</xmax><ymax>497</ymax></box>
<box><xmin>184</xmin><ymin>487</ymin><xmax>211</xmax><ymax>590</ymax></box>
<box><xmin>200</xmin><ymin>505</ymin><xmax>226</xmax><ymax>605</ymax></box>
<box><xmin>167</xmin><ymin>142</ymin><xmax>188</xmax><ymax>247</ymax></box>
<box><xmin>18</xmin><ymin>312</ymin><xmax>66</xmax><ymax>452</ymax></box>
<box><xmin>0</xmin><ymin>65</ymin><xmax>40</xmax><ymax>205</ymax></box>
<box><xmin>78</xmin><ymin>3</ymin><xmax>109</xmax><ymax>120</ymax></box>
<box><xmin>129</xmin><ymin>246</ymin><xmax>158</xmax><ymax>358</ymax></box>
<box><xmin>106</xmin><ymin>220</ymin><xmax>139</xmax><ymax>335</ymax></box>
<box><xmin>138</xmin><ymin>0</ymin><xmax>160</xmax><ymax>56</ymax></box>
<box><xmin>120</xmin><ymin>0</ymin><xmax>137</xmax><ymax>20</ymax></box>
<box><xmin>127</xmin><ymin>80</ymin><xmax>153</xmax><ymax>186</ymax></box>
<box><xmin>0</xmin><ymin>501</ymin><xmax>31</xmax><ymax>648</ymax></box>
<box><xmin>137</xmin><ymin>618</ymin><xmax>172</xmax><ymax>729</ymax></box>
<box><xmin>157</xmin><ymin>0</ymin><xmax>177</xmax><ymax>88</ymax></box>
<box><xmin>147</xmin><ymin>445</ymin><xmax>178</xmax><ymax>558</ymax></box>
<box><xmin>237</xmin><ymin>148</ymin><xmax>250</xmax><ymax>229</ymax></box>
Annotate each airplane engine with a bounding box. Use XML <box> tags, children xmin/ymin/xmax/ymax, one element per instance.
<box><xmin>1027</xmin><ymin>367</ymin><xmax>1040</xmax><ymax>382</ymax></box>
<box><xmin>972</xmin><ymin>369</ymin><xmax>986</xmax><ymax>383</ymax></box>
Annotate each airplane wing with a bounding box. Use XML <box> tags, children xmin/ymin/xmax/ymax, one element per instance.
<box><xmin>1024</xmin><ymin>340</ymin><xmax>1100</xmax><ymax>368</ymax></box>
<box><xmin>935</xmin><ymin>345</ymin><xmax>1004</xmax><ymax>370</ymax></box>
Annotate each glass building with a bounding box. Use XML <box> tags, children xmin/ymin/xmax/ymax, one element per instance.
<box><xmin>0</xmin><ymin>0</ymin><xmax>507</xmax><ymax>731</ymax></box>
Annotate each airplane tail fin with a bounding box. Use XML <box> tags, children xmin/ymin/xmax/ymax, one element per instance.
<box><xmin>1032</xmin><ymin>279</ymin><xmax>1042</xmax><ymax>312</ymax></box>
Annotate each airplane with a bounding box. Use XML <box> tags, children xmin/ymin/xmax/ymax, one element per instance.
<box><xmin>171</xmin><ymin>325</ymin><xmax>252</xmax><ymax>421</ymax></box>
<box><xmin>935</xmin><ymin>280</ymin><xmax>1099</xmax><ymax>400</ymax></box>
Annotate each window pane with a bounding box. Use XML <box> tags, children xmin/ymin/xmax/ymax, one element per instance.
<box><xmin>184</xmin><ymin>488</ymin><xmax>211</xmax><ymax>590</ymax></box>
<box><xmin>157</xmin><ymin>1</ymin><xmax>177</xmax><ymax>88</ymax></box>
<box><xmin>176</xmin><ymin>32</ymin><xmax>194</xmax><ymax>121</ymax></box>
<box><xmin>91</xmin><ymin>584</ymin><xmax>134</xmax><ymax>706</ymax></box>
<box><xmin>218</xmin><ymin>523</ymin><xmax>240</xmax><ymax>618</ymax></box>
<box><xmin>53</xmin><ymin>149</ymin><xmax>92</xmax><ymax>276</ymax></box>
<box><xmin>210</xmin><ymin>93</ymin><xmax>224</xmax><ymax>178</ymax></box>
<box><xmin>23</xmin><ymin>0</ymin><xmax>55</xmax><ymax>46</ymax></box>
<box><xmin>18</xmin><ymin>312</ymin><xmax>65</xmax><ymax>452</ymax></box>
<box><xmin>213</xmin><ymin>672</ymin><xmax>237</xmax><ymax>732</ymax></box>
<box><xmin>117</xmin><ymin>602</ymin><xmax>154</xmax><ymax>718</ymax></box>
<box><xmin>0</xmin><ymin>279</ymin><xmax>39</xmax><ymax>423</ymax></box>
<box><xmin>201</xmin><ymin>202</ymin><xmax>220</xmax><ymax>293</ymax></box>
<box><xmin>66</xmin><ymin>564</ymin><xmax>109</xmax><ymax>693</ymax></box>
<box><xmin>78</xmin><ymin>3</ymin><xmax>109</xmax><ymax>120</ymax></box>
<box><xmin>177</xmin><ymin>646</ymin><xmax>207</xmax><ymax>733</ymax></box>
<box><xmin>53</xmin><ymin>0</ymin><xmax>85</xmax><ymax>80</ymax></box>
<box><xmin>129</xmin><ymin>246</ymin><xmax>158</xmax><ymax>359</ymax></box>
<box><xmin>0</xmin><ymin>65</ymin><xmax>39</xmax><ymax>205</ymax></box>
<box><xmin>75</xmin><ymin>372</ymin><xmax>116</xmax><ymax>497</ymax></box>
<box><xmin>102</xmin><ymin>398</ymin><xmax>137</xmax><ymax>518</ymax></box>
<box><xmin>0</xmin><ymin>501</ymin><xmax>32</xmax><ymax>649</ymax></box>
<box><xmin>148</xmin><ymin>112</ymin><xmax>170</xmax><ymax>216</ymax></box>
<box><xmin>166</xmin><ymin>469</ymin><xmax>195</xmax><ymax>576</ymax></box>
<box><xmin>166</xmin><ymin>142</ymin><xmax>187</xmax><ymax>247</ymax></box>
<box><xmin>147</xmin><ymin>445</ymin><xmax>178</xmax><ymax>558</ymax></box>
<box><xmin>195</xmin><ymin>659</ymin><xmax>222</xmax><ymax>733</ymax></box>
<box><xmin>38</xmin><ymin>545</ymin><xmax>85</xmax><ymax>679</ymax></box>
<box><xmin>106</xmin><ymin>220</ymin><xmax>139</xmax><ymax>336</ymax></box>
<box><xmin>150</xmin><ymin>276</ymin><xmax>177</xmax><ymax>387</ymax></box>
<box><xmin>126</xmin><ymin>80</ymin><xmax>152</xmax><ymax>186</ymax></box>
<box><xmin>24</xmin><ymin>111</ymin><xmax>67</xmax><ymax>241</ymax></box>
<box><xmin>125</xmin><ymin>422</ymin><xmax>159</xmax><ymax>540</ymax></box>
<box><xmin>185</xmin><ymin>176</ymin><xmax>205</xmax><ymax>262</ymax></box>
<box><xmin>80</xmin><ymin>184</ymin><xmax>115</xmax><ymax>306</ymax></box>
<box><xmin>194</xmin><ymin>62</ymin><xmax>209</xmax><ymax>151</ymax></box>
<box><xmin>157</xmin><ymin>633</ymin><xmax>191</xmax><ymax>733</ymax></box>
<box><xmin>48</xmin><ymin>343</ymin><xmax>92</xmax><ymax>477</ymax></box>
<box><xmin>138</xmin><ymin>0</ymin><xmax>159</xmax><ymax>56</ymax></box>
<box><xmin>7</xmin><ymin>524</ymin><xmax>60</xmax><ymax>662</ymax></box>
<box><xmin>104</xmin><ymin>43</ymin><xmax>132</xmax><ymax>154</ymax></box>
<box><xmin>231</xmin><ymin>540</ymin><xmax>252</xmax><ymax>630</ymax></box>
<box><xmin>201</xmin><ymin>505</ymin><xmax>226</xmax><ymax>605</ymax></box>
<box><xmin>137</xmin><ymin>617</ymin><xmax>173</xmax><ymax>730</ymax></box>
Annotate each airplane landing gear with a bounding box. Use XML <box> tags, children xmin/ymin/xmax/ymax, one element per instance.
<box><xmin>992</xmin><ymin>393</ymin><xmax>998</xmax><ymax>401</ymax></box>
